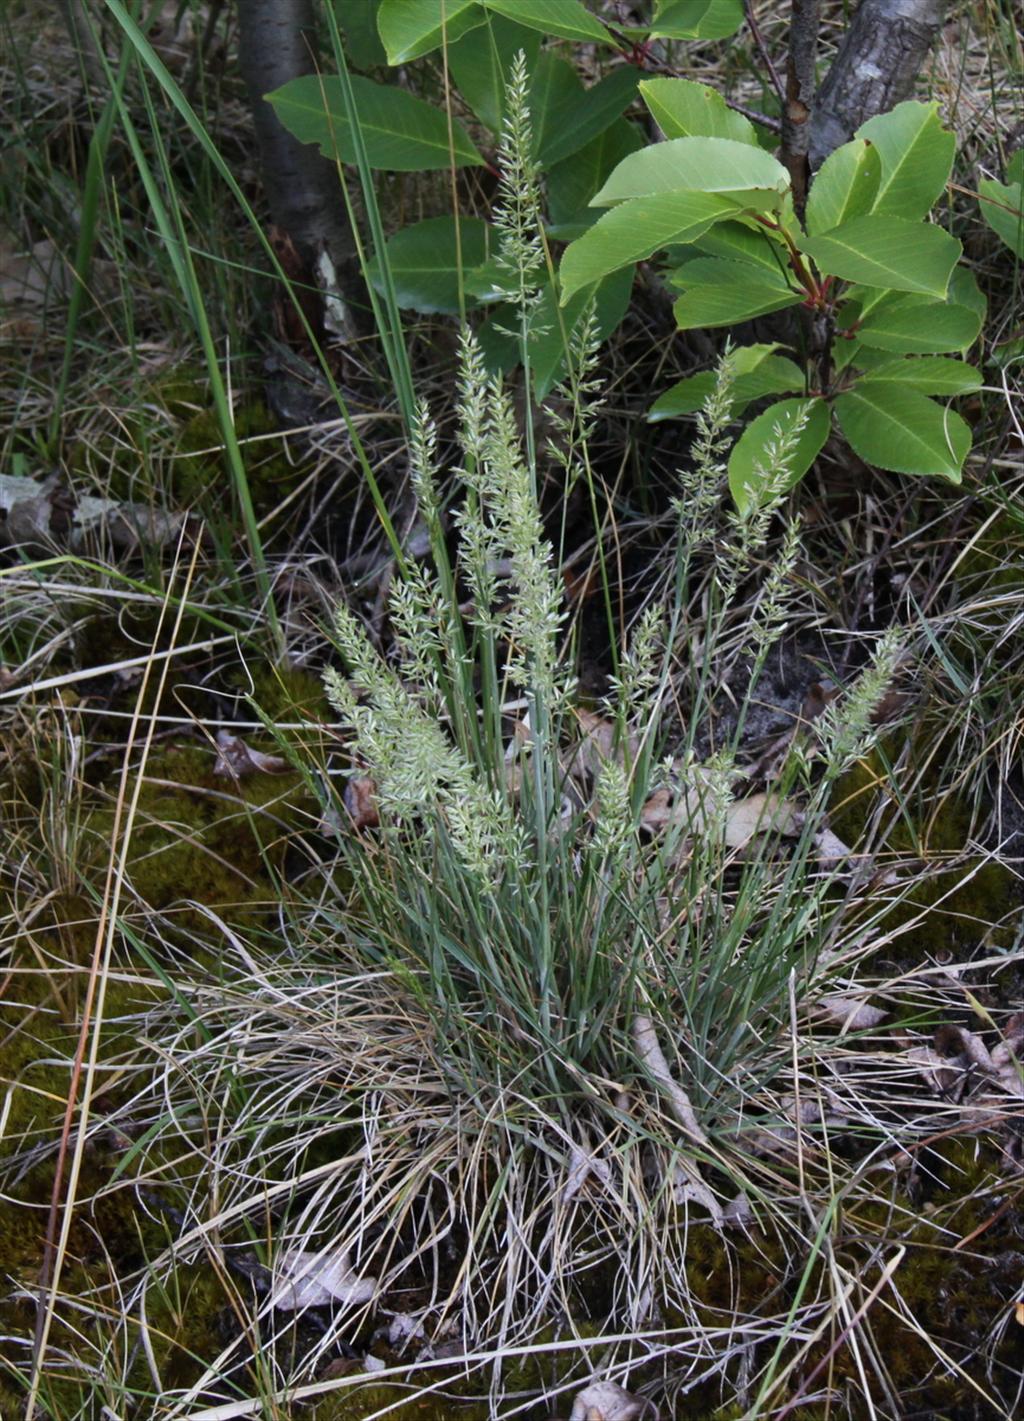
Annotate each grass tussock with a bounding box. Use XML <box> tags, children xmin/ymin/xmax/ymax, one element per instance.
<box><xmin>1</xmin><ymin>4</ymin><xmax>1022</xmax><ymax>1420</ymax></box>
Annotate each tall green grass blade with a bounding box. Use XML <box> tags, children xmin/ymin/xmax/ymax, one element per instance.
<box><xmin>49</xmin><ymin>6</ymin><xmax>138</xmax><ymax>445</ymax></box>
<box><xmin>321</xmin><ymin>7</ymin><xmax>418</xmax><ymax>429</ymax></box>
<box><xmin>100</xmin><ymin>0</ymin><xmax>408</xmax><ymax>574</ymax></box>
<box><xmin>103</xmin><ymin>65</ymin><xmax>282</xmax><ymax>651</ymax></box>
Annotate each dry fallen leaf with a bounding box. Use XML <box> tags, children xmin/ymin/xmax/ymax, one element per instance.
<box><xmin>956</xmin><ymin>1027</ymin><xmax>997</xmax><ymax>1075</ymax></box>
<box><xmin>568</xmin><ymin>1380</ymin><xmax>654</xmax><ymax>1421</ymax></box>
<box><xmin>991</xmin><ymin>1013</ymin><xmax>1024</xmax><ymax>1089</ymax></box>
<box><xmin>815</xmin><ymin>995</ymin><xmax>887</xmax><ymax>1031</ymax></box>
<box><xmin>906</xmin><ymin>1044</ymin><xmax>967</xmax><ymax>1101</ymax></box>
<box><xmin>271</xmin><ymin>1246</ymin><xmax>376</xmax><ymax>1311</ymax></box>
<box><xmin>722</xmin><ymin>1191</ymin><xmax>754</xmax><ymax>1228</ymax></box>
<box><xmin>638</xmin><ymin>786</ymin><xmax>672</xmax><ymax>833</ymax></box>
<box><xmin>640</xmin><ymin>763</ymin><xmax>899</xmax><ymax>884</ymax></box>
<box><xmin>212</xmin><ymin>731</ymin><xmax>287</xmax><ymax>779</ymax></box>
<box><xmin>386</xmin><ymin>1311</ymin><xmax>427</xmax><ymax>1350</ymax></box>
<box><xmin>344</xmin><ymin>774</ymin><xmax>380</xmax><ymax>828</ymax></box>
<box><xmin>0</xmin><ymin>236</ymin><xmax>118</xmax><ymax>339</ymax></box>
<box><xmin>633</xmin><ymin>1015</ymin><xmax>707</xmax><ymax>1146</ymax></box>
<box><xmin>0</xmin><ymin>473</ymin><xmax>191</xmax><ymax>553</ymax></box>
<box><xmin>723</xmin><ymin>791</ymin><xmax>800</xmax><ymax>849</ymax></box>
<box><xmin>908</xmin><ymin>1017</ymin><xmax>1024</xmax><ymax>1129</ymax></box>
<box><xmin>639</xmin><ymin>780</ymin><xmax>798</xmax><ymax>850</ymax></box>
<box><xmin>745</xmin><ymin>1090</ymin><xmax>852</xmax><ymax>1160</ymax></box>
<box><xmin>570</xmin><ymin>709</ymin><xmax>639</xmax><ymax>781</ymax></box>
<box><xmin>632</xmin><ymin>1014</ymin><xmax>722</xmax><ymax>1223</ymax></box>
<box><xmin>0</xmin><ymin>237</ymin><xmax>72</xmax><ymax>310</ymax></box>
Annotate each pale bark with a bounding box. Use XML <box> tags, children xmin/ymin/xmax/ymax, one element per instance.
<box><xmin>809</xmin><ymin>0</ymin><xmax>948</xmax><ymax>166</ymax></box>
<box><xmin>237</xmin><ymin>0</ymin><xmax>361</xmax><ymax>328</ymax></box>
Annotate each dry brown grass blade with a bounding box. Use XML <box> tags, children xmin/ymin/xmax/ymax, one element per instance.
<box><xmin>27</xmin><ymin>527</ymin><xmax>203</xmax><ymax>1419</ymax></box>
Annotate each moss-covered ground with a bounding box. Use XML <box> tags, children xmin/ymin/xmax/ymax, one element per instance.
<box><xmin>2</xmin><ymin>696</ymin><xmax>1021</xmax><ymax>1417</ymax></box>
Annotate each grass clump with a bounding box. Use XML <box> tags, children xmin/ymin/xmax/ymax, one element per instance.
<box><xmin>2</xmin><ymin>17</ymin><xmax>1021</xmax><ymax>1421</ymax></box>
<box><xmin>115</xmin><ymin>81</ymin><xmax>936</xmax><ymax>1415</ymax></box>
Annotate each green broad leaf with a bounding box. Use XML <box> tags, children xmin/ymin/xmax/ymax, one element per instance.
<box><xmin>669</xmin><ymin>255</ymin><xmax>793</xmax><ymax>293</ymax></box>
<box><xmin>447</xmin><ymin>12</ymin><xmax>540</xmax><ymax>131</ymax></box>
<box><xmin>477</xmin><ymin>266</ymin><xmax>634</xmax><ymax>394</ymax></box>
<box><xmin>377</xmin><ymin>0</ymin><xmax>483</xmax><ymax>63</ymax></box>
<box><xmin>672</xmin><ymin>258</ymin><xmax>801</xmax><ymax>329</ymax></box>
<box><xmin>640</xmin><ymin>77</ymin><xmax>757</xmax><ymax>145</ymax></box>
<box><xmin>832</xmin><ymin>338</ymin><xmax>866</xmax><ymax>374</ymax></box>
<box><xmin>804</xmin><ymin>138</ymin><xmax>881</xmax><ymax>236</ymax></box>
<box><xmin>692</xmin><ymin>0</ymin><xmax>745</xmax><ymax>38</ymax></box>
<box><xmin>727</xmin><ymin>343</ymin><xmax>795</xmax><ymax>377</ymax></box>
<box><xmin>547</xmin><ymin>119</ymin><xmax>643</xmax><ymax>232</ymax></box>
<box><xmin>559</xmin><ymin>190</ymin><xmax>735</xmax><ymax>301</ymax></box>
<box><xmin>692</xmin><ymin>219</ymin><xmax>790</xmax><ymax>275</ymax></box>
<box><xmin>845</xmin><ymin>270</ymin><xmax>985</xmax><ymax>326</ymax></box>
<box><xmin>593</xmin><ymin>136</ymin><xmax>790</xmax><ymax>206</ymax></box>
<box><xmin>367</xmin><ymin>216</ymin><xmax>493</xmax><ymax>312</ymax></box>
<box><xmin>728</xmin><ymin>398</ymin><xmax>831</xmax><ymax>512</ymax></box>
<box><xmin>857</xmin><ymin>292</ymin><xmax>983</xmax><ymax>354</ymax></box>
<box><xmin>834</xmin><ymin>285</ymin><xmax>876</xmax><ymax>326</ymax></box>
<box><xmin>991</xmin><ymin>333</ymin><xmax>1024</xmax><ymax>370</ymax></box>
<box><xmin>948</xmin><ymin>266</ymin><xmax>986</xmax><ymax>317</ymax></box>
<box><xmin>834</xmin><ymin>383</ymin><xmax>970</xmax><ymax>481</ymax></box>
<box><xmin>856</xmin><ymin>101</ymin><xmax>955</xmax><ymax>220</ymax></box>
<box><xmin>528</xmin><ymin>54</ymin><xmax>582</xmax><ymax>163</ymax></box>
<box><xmin>979</xmin><ymin>177</ymin><xmax>1023</xmax><ymax>257</ymax></box>
<box><xmin>649</xmin><ymin>0</ymin><xmax>711</xmax><ymax>35</ymax></box>
<box><xmin>653</xmin><ymin>0</ymin><xmax>744</xmax><ymax>39</ymax></box>
<box><xmin>480</xmin><ymin>0</ymin><xmax>611</xmax><ymax>44</ymax></box>
<box><xmin>534</xmin><ymin>62</ymin><xmax>640</xmax><ymax>168</ymax></box>
<box><xmin>266</xmin><ymin>74</ymin><xmax>484</xmax><ymax>170</ymax></box>
<box><xmin>842</xmin><ymin>345</ymin><xmax>894</xmax><ymax>373</ymax></box>
<box><xmin>851</xmin><ymin>356</ymin><xmax>982</xmax><ymax>396</ymax></box>
<box><xmin>475</xmin><ymin>310</ymin><xmax>519</xmax><ymax>375</ymax></box>
<box><xmin>1008</xmin><ymin>151</ymin><xmax>1024</xmax><ymax>187</ymax></box>
<box><xmin>673</xmin><ymin>285</ymin><xmax>804</xmax><ymax>329</ymax></box>
<box><xmin>799</xmin><ymin>215</ymin><xmax>960</xmax><ymax>297</ymax></box>
<box><xmin>460</xmin><ymin>256</ymin><xmax>517</xmax><ymax>304</ymax></box>
<box><xmin>338</xmin><ymin>0</ymin><xmax>386</xmax><ymax>68</ymax></box>
<box><xmin>649</xmin><ymin>347</ymin><xmax>804</xmax><ymax>420</ymax></box>
<box><xmin>530</xmin><ymin>266</ymin><xmax>635</xmax><ymax>397</ymax></box>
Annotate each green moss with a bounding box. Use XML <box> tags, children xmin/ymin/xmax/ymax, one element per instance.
<box><xmin>954</xmin><ymin>512</ymin><xmax>1024</xmax><ymax>598</ymax></box>
<box><xmin>309</xmin><ymin>1380</ymin><xmax>491</xmax><ymax>1420</ymax></box>
<box><xmin>682</xmin><ymin>1222</ymin><xmax>789</xmax><ymax>1318</ymax></box>
<box><xmin>174</xmin><ymin>400</ymin><xmax>308</xmax><ymax>516</ymax></box>
<box><xmin>829</xmin><ymin>750</ymin><xmax>1019</xmax><ymax>959</ymax></box>
<box><xmin>306</xmin><ymin>1328</ymin><xmax>608</xmax><ymax>1421</ymax></box>
<box><xmin>148</xmin><ymin>366</ymin><xmax>211</xmax><ymax>421</ymax></box>
<box><xmin>79</xmin><ymin>741</ymin><xmax>314</xmax><ymax>928</ymax></box>
<box><xmin>136</xmin><ymin>1260</ymin><xmax>231</xmax><ymax>1394</ymax></box>
<box><xmin>809</xmin><ymin>1139</ymin><xmax>1022</xmax><ymax>1411</ymax></box>
<box><xmin>247</xmin><ymin>656</ymin><xmax>329</xmax><ymax>721</ymax></box>
<box><xmin>705</xmin><ymin>1411</ymin><xmax>825</xmax><ymax>1421</ymax></box>
<box><xmin>0</xmin><ymin>1166</ymin><xmax>229</xmax><ymax>1411</ymax></box>
<box><xmin>0</xmin><ymin>956</ymin><xmax>182</xmax><ymax>1411</ymax></box>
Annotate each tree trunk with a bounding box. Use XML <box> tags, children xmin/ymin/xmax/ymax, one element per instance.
<box><xmin>781</xmin><ymin>0</ymin><xmax>820</xmax><ymax>220</ymax></box>
<box><xmin>237</xmin><ymin>0</ymin><xmax>362</xmax><ymax>335</ymax></box>
<box><xmin>809</xmin><ymin>0</ymin><xmax>948</xmax><ymax>167</ymax></box>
